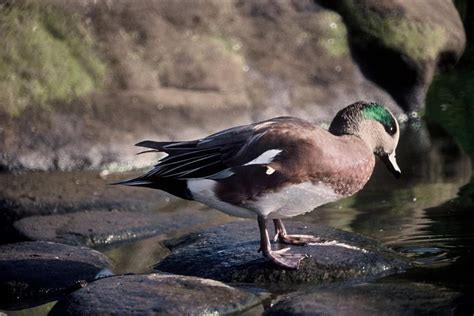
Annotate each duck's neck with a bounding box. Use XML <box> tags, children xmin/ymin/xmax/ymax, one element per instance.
<box><xmin>329</xmin><ymin>118</ymin><xmax>377</xmax><ymax>153</ymax></box>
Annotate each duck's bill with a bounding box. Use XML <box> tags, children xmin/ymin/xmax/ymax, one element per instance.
<box><xmin>380</xmin><ymin>152</ymin><xmax>401</xmax><ymax>179</ymax></box>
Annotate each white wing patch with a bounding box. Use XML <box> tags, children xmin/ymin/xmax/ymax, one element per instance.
<box><xmin>244</xmin><ymin>149</ymin><xmax>282</xmax><ymax>166</ymax></box>
<box><xmin>266</xmin><ymin>166</ymin><xmax>275</xmax><ymax>175</ymax></box>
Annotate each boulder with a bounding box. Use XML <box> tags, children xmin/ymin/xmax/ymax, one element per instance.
<box><xmin>0</xmin><ymin>241</ymin><xmax>111</xmax><ymax>310</ymax></box>
<box><xmin>50</xmin><ymin>273</ymin><xmax>259</xmax><ymax>315</ymax></box>
<box><xmin>265</xmin><ymin>281</ymin><xmax>469</xmax><ymax>315</ymax></box>
<box><xmin>155</xmin><ymin>221</ymin><xmax>409</xmax><ymax>286</ymax></box>
<box><xmin>322</xmin><ymin>0</ymin><xmax>466</xmax><ymax>111</ymax></box>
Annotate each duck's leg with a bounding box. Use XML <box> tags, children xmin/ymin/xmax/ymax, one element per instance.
<box><xmin>257</xmin><ymin>216</ymin><xmax>307</xmax><ymax>269</ymax></box>
<box><xmin>273</xmin><ymin>219</ymin><xmax>322</xmax><ymax>245</ymax></box>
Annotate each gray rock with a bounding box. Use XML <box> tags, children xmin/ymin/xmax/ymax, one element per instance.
<box><xmin>0</xmin><ymin>241</ymin><xmax>111</xmax><ymax>310</ymax></box>
<box><xmin>155</xmin><ymin>221</ymin><xmax>409</xmax><ymax>285</ymax></box>
<box><xmin>265</xmin><ymin>281</ymin><xmax>468</xmax><ymax>315</ymax></box>
<box><xmin>50</xmin><ymin>273</ymin><xmax>259</xmax><ymax>315</ymax></box>
<box><xmin>13</xmin><ymin>207</ymin><xmax>230</xmax><ymax>247</ymax></box>
<box><xmin>0</xmin><ymin>171</ymin><xmax>175</xmax><ymax>243</ymax></box>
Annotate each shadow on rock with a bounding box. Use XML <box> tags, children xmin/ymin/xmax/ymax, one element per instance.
<box><xmin>265</xmin><ymin>281</ymin><xmax>471</xmax><ymax>315</ymax></box>
<box><xmin>155</xmin><ymin>221</ymin><xmax>410</xmax><ymax>287</ymax></box>
<box><xmin>0</xmin><ymin>241</ymin><xmax>111</xmax><ymax>310</ymax></box>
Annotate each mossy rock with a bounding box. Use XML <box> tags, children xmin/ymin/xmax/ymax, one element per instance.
<box><xmin>0</xmin><ymin>1</ymin><xmax>106</xmax><ymax>115</ymax></box>
<box><xmin>316</xmin><ymin>11</ymin><xmax>350</xmax><ymax>58</ymax></box>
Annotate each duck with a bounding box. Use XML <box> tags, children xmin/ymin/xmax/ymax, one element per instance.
<box><xmin>116</xmin><ymin>101</ymin><xmax>401</xmax><ymax>269</ymax></box>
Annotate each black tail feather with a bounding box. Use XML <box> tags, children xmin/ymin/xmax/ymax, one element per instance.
<box><xmin>111</xmin><ymin>175</ymin><xmax>192</xmax><ymax>200</ymax></box>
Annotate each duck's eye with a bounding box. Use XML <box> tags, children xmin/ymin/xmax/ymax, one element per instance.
<box><xmin>384</xmin><ymin>124</ymin><xmax>396</xmax><ymax>136</ymax></box>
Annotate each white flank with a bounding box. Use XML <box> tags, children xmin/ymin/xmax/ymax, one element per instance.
<box><xmin>249</xmin><ymin>181</ymin><xmax>342</xmax><ymax>218</ymax></box>
<box><xmin>187</xmin><ymin>179</ymin><xmax>256</xmax><ymax>218</ymax></box>
<box><xmin>244</xmin><ymin>149</ymin><xmax>282</xmax><ymax>166</ymax></box>
<box><xmin>308</xmin><ymin>240</ymin><xmax>369</xmax><ymax>253</ymax></box>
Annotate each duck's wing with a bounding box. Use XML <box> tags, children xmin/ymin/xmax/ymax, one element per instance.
<box><xmin>116</xmin><ymin>116</ymin><xmax>318</xmax><ymax>185</ymax></box>
<box><xmin>118</xmin><ymin>121</ymin><xmax>268</xmax><ymax>184</ymax></box>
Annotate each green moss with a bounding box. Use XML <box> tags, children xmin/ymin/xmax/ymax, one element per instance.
<box><xmin>0</xmin><ymin>1</ymin><xmax>107</xmax><ymax>115</ymax></box>
<box><xmin>317</xmin><ymin>11</ymin><xmax>350</xmax><ymax>58</ymax></box>
<box><xmin>340</xmin><ymin>0</ymin><xmax>447</xmax><ymax>61</ymax></box>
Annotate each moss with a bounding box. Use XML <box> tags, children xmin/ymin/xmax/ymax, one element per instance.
<box><xmin>0</xmin><ymin>1</ymin><xmax>107</xmax><ymax>116</ymax></box>
<box><xmin>340</xmin><ymin>0</ymin><xmax>447</xmax><ymax>61</ymax></box>
<box><xmin>317</xmin><ymin>11</ymin><xmax>350</xmax><ymax>58</ymax></box>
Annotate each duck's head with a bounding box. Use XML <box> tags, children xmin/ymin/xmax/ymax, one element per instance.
<box><xmin>329</xmin><ymin>101</ymin><xmax>401</xmax><ymax>178</ymax></box>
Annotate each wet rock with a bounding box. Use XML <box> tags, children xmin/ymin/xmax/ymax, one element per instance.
<box><xmin>50</xmin><ymin>273</ymin><xmax>259</xmax><ymax>315</ymax></box>
<box><xmin>0</xmin><ymin>241</ymin><xmax>111</xmax><ymax>310</ymax></box>
<box><xmin>13</xmin><ymin>207</ymin><xmax>230</xmax><ymax>247</ymax></box>
<box><xmin>0</xmin><ymin>171</ymin><xmax>176</xmax><ymax>243</ymax></box>
<box><xmin>265</xmin><ymin>281</ymin><xmax>469</xmax><ymax>315</ymax></box>
<box><xmin>155</xmin><ymin>221</ymin><xmax>409</xmax><ymax>285</ymax></box>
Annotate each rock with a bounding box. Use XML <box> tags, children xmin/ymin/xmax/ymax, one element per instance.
<box><xmin>0</xmin><ymin>241</ymin><xmax>111</xmax><ymax>310</ymax></box>
<box><xmin>265</xmin><ymin>281</ymin><xmax>469</xmax><ymax>315</ymax></box>
<box><xmin>0</xmin><ymin>171</ymin><xmax>179</xmax><ymax>244</ymax></box>
<box><xmin>323</xmin><ymin>0</ymin><xmax>466</xmax><ymax>112</ymax></box>
<box><xmin>155</xmin><ymin>221</ymin><xmax>409</xmax><ymax>285</ymax></box>
<box><xmin>13</xmin><ymin>207</ymin><xmax>231</xmax><ymax>247</ymax></box>
<box><xmin>50</xmin><ymin>273</ymin><xmax>259</xmax><ymax>315</ymax></box>
<box><xmin>0</xmin><ymin>0</ymin><xmax>465</xmax><ymax>171</ymax></box>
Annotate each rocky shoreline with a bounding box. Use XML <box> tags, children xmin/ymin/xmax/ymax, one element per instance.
<box><xmin>0</xmin><ymin>171</ymin><xmax>466</xmax><ymax>314</ymax></box>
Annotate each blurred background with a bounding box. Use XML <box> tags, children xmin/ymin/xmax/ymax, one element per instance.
<box><xmin>1</xmin><ymin>0</ymin><xmax>474</xmax><ymax>313</ymax></box>
<box><xmin>0</xmin><ymin>0</ymin><xmax>470</xmax><ymax>172</ymax></box>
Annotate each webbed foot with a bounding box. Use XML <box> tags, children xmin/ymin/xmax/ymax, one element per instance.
<box><xmin>273</xmin><ymin>219</ymin><xmax>323</xmax><ymax>245</ymax></box>
<box><xmin>276</xmin><ymin>233</ymin><xmax>322</xmax><ymax>245</ymax></box>
<box><xmin>263</xmin><ymin>247</ymin><xmax>309</xmax><ymax>269</ymax></box>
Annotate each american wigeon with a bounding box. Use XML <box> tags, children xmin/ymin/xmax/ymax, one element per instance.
<box><xmin>117</xmin><ymin>101</ymin><xmax>401</xmax><ymax>269</ymax></box>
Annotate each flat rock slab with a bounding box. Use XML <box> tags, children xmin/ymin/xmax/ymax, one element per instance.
<box><xmin>13</xmin><ymin>207</ymin><xmax>230</xmax><ymax>247</ymax></box>
<box><xmin>50</xmin><ymin>273</ymin><xmax>259</xmax><ymax>315</ymax></box>
<box><xmin>265</xmin><ymin>281</ymin><xmax>468</xmax><ymax>315</ymax></box>
<box><xmin>155</xmin><ymin>221</ymin><xmax>410</xmax><ymax>285</ymax></box>
<box><xmin>0</xmin><ymin>171</ymin><xmax>181</xmax><ymax>243</ymax></box>
<box><xmin>0</xmin><ymin>241</ymin><xmax>111</xmax><ymax>310</ymax></box>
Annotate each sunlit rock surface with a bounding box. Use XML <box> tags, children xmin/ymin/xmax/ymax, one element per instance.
<box><xmin>155</xmin><ymin>221</ymin><xmax>409</xmax><ymax>285</ymax></box>
<box><xmin>0</xmin><ymin>241</ymin><xmax>111</xmax><ymax>310</ymax></box>
<box><xmin>265</xmin><ymin>281</ymin><xmax>469</xmax><ymax>315</ymax></box>
<box><xmin>0</xmin><ymin>0</ymin><xmax>465</xmax><ymax>171</ymax></box>
<box><xmin>49</xmin><ymin>273</ymin><xmax>259</xmax><ymax>315</ymax></box>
